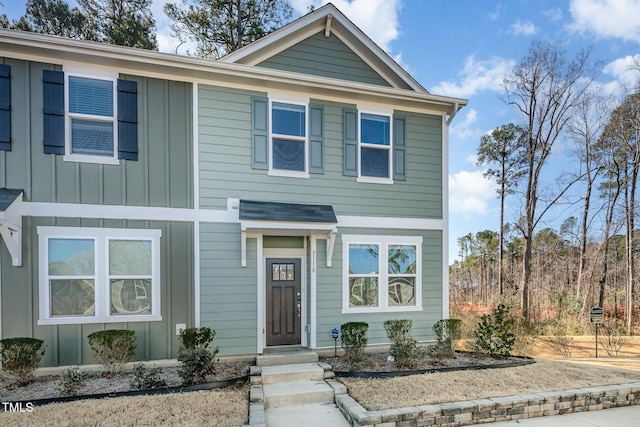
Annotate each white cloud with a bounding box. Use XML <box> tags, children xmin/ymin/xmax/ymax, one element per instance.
<box><xmin>603</xmin><ymin>54</ymin><xmax>640</xmax><ymax>87</ymax></box>
<box><xmin>430</xmin><ymin>55</ymin><xmax>516</xmax><ymax>98</ymax></box>
<box><xmin>291</xmin><ymin>0</ymin><xmax>402</xmax><ymax>53</ymax></box>
<box><xmin>568</xmin><ymin>0</ymin><xmax>640</xmax><ymax>43</ymax></box>
<box><xmin>542</xmin><ymin>8</ymin><xmax>563</xmax><ymax>22</ymax></box>
<box><xmin>510</xmin><ymin>19</ymin><xmax>537</xmax><ymax>36</ymax></box>
<box><xmin>487</xmin><ymin>4</ymin><xmax>505</xmax><ymax>21</ymax></box>
<box><xmin>449</xmin><ymin>170</ymin><xmax>495</xmax><ymax>214</ymax></box>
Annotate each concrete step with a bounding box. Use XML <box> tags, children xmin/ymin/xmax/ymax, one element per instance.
<box><xmin>262</xmin><ymin>380</ymin><xmax>334</xmax><ymax>408</ymax></box>
<box><xmin>256</xmin><ymin>351</ymin><xmax>319</xmax><ymax>366</ymax></box>
<box><xmin>261</xmin><ymin>363</ymin><xmax>324</xmax><ymax>384</ymax></box>
<box><xmin>265</xmin><ymin>403</ymin><xmax>350</xmax><ymax>427</ymax></box>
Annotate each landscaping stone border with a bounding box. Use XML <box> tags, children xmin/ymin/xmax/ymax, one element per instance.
<box><xmin>335</xmin><ymin>382</ymin><xmax>640</xmax><ymax>427</ymax></box>
<box><xmin>2</xmin><ymin>375</ymin><xmax>248</xmax><ymax>409</ymax></box>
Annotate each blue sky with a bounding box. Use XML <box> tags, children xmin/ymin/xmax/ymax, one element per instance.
<box><xmin>3</xmin><ymin>0</ymin><xmax>640</xmax><ymax>262</ymax></box>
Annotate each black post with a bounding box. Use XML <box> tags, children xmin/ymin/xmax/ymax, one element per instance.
<box><xmin>595</xmin><ymin>323</ymin><xmax>598</xmax><ymax>358</ymax></box>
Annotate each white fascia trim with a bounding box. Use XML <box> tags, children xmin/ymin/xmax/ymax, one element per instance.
<box><xmin>310</xmin><ymin>235</ymin><xmax>318</xmax><ymax>348</ymax></box>
<box><xmin>21</xmin><ymin>202</ymin><xmax>198</xmax><ymax>222</ymax></box>
<box><xmin>193</xmin><ymin>82</ymin><xmax>201</xmax><ymax>327</ymax></box>
<box><xmin>337</xmin><ymin>215</ymin><xmax>444</xmax><ymax>230</ymax></box>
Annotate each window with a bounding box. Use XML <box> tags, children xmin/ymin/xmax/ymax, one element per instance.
<box><xmin>360</xmin><ymin>113</ymin><xmax>391</xmax><ymax>179</ymax></box>
<box><xmin>342</xmin><ymin>235</ymin><xmax>422</xmax><ymax>313</ymax></box>
<box><xmin>66</xmin><ymin>73</ymin><xmax>117</xmax><ymax>163</ymax></box>
<box><xmin>343</xmin><ymin>108</ymin><xmax>404</xmax><ymax>183</ymax></box>
<box><xmin>38</xmin><ymin>227</ymin><xmax>161</xmax><ymax>325</ymax></box>
<box><xmin>271</xmin><ymin>101</ymin><xmax>307</xmax><ymax>174</ymax></box>
<box><xmin>42</xmin><ymin>69</ymin><xmax>138</xmax><ymax>162</ymax></box>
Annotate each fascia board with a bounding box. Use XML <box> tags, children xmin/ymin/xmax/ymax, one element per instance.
<box><xmin>0</xmin><ymin>29</ymin><xmax>467</xmax><ymax>114</ymax></box>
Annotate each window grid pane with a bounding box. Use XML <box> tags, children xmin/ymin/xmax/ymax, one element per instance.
<box><xmin>48</xmin><ymin>238</ymin><xmax>95</xmax><ymax>276</ymax></box>
<box><xmin>272</xmin><ymin>102</ymin><xmax>305</xmax><ymax>137</ymax></box>
<box><xmin>349</xmin><ymin>277</ymin><xmax>378</xmax><ymax>307</ymax></box>
<box><xmin>273</xmin><ymin>138</ymin><xmax>305</xmax><ymax>171</ymax></box>
<box><xmin>71</xmin><ymin>119</ymin><xmax>114</xmax><ymax>156</ymax></box>
<box><xmin>68</xmin><ymin>76</ymin><xmax>113</xmax><ymax>117</ymax></box>
<box><xmin>51</xmin><ymin>279</ymin><xmax>95</xmax><ymax>316</ymax></box>
<box><xmin>361</xmin><ymin>147</ymin><xmax>389</xmax><ymax>178</ymax></box>
<box><xmin>361</xmin><ymin>113</ymin><xmax>390</xmax><ymax>146</ymax></box>
<box><xmin>110</xmin><ymin>279</ymin><xmax>152</xmax><ymax>315</ymax></box>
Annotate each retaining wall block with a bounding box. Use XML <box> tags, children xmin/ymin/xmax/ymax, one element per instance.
<box><xmin>398</xmin><ymin>406</ymin><xmax>421</xmax><ymax>421</ymax></box>
<box><xmin>379</xmin><ymin>408</ymin><xmax>403</xmax><ymax>423</ymax></box>
<box><xmin>396</xmin><ymin>420</ymin><xmax>418</xmax><ymax>427</ymax></box>
<box><xmin>417</xmin><ymin>405</ymin><xmax>442</xmax><ymax>418</ymax></box>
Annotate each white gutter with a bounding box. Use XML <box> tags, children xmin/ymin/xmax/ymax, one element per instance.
<box><xmin>446</xmin><ymin>102</ymin><xmax>460</xmax><ymax>126</ymax></box>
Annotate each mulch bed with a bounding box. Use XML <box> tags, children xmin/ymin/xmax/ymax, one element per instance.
<box><xmin>0</xmin><ymin>360</ymin><xmax>251</xmax><ymax>407</ymax></box>
<box><xmin>322</xmin><ymin>350</ymin><xmax>534</xmax><ymax>378</ymax></box>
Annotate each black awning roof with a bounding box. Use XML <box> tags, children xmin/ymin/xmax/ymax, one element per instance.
<box><xmin>239</xmin><ymin>200</ymin><xmax>337</xmax><ymax>224</ymax></box>
<box><xmin>0</xmin><ymin>188</ymin><xmax>23</xmax><ymax>211</ymax></box>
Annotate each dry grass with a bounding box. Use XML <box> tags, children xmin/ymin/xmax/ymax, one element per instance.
<box><xmin>0</xmin><ymin>385</ymin><xmax>248</xmax><ymax>427</ymax></box>
<box><xmin>341</xmin><ymin>360</ymin><xmax>640</xmax><ymax>410</ymax></box>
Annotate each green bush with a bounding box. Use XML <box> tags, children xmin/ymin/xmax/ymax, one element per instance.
<box><xmin>429</xmin><ymin>319</ymin><xmax>462</xmax><ymax>359</ymax></box>
<box><xmin>87</xmin><ymin>329</ymin><xmax>136</xmax><ymax>376</ymax></box>
<box><xmin>177</xmin><ymin>327</ymin><xmax>219</xmax><ymax>385</ymax></box>
<box><xmin>0</xmin><ymin>337</ymin><xmax>46</xmax><ymax>385</ymax></box>
<box><xmin>472</xmin><ymin>304</ymin><xmax>516</xmax><ymax>358</ymax></box>
<box><xmin>340</xmin><ymin>322</ymin><xmax>368</xmax><ymax>366</ymax></box>
<box><xmin>57</xmin><ymin>367</ymin><xmax>87</xmax><ymax>395</ymax></box>
<box><xmin>383</xmin><ymin>319</ymin><xmax>422</xmax><ymax>369</ymax></box>
<box><xmin>130</xmin><ymin>363</ymin><xmax>167</xmax><ymax>390</ymax></box>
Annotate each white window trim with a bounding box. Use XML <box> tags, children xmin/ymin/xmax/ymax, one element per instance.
<box><xmin>63</xmin><ymin>68</ymin><xmax>119</xmax><ymax>165</ymax></box>
<box><xmin>37</xmin><ymin>226</ymin><xmax>162</xmax><ymax>325</ymax></box>
<box><xmin>342</xmin><ymin>234</ymin><xmax>422</xmax><ymax>314</ymax></box>
<box><xmin>268</xmin><ymin>95</ymin><xmax>310</xmax><ymax>178</ymax></box>
<box><xmin>357</xmin><ymin>107</ymin><xmax>394</xmax><ymax>184</ymax></box>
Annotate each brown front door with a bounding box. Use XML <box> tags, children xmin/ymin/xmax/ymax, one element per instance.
<box><xmin>266</xmin><ymin>258</ymin><xmax>301</xmax><ymax>346</ymax></box>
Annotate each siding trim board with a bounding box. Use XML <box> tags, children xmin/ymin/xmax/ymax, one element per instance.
<box><xmin>0</xmin><ymin>63</ymin><xmax>10</xmax><ymax>149</ymax></box>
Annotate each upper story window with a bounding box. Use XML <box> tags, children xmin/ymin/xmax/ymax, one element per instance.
<box><xmin>67</xmin><ymin>74</ymin><xmax>117</xmax><ymax>159</ymax></box>
<box><xmin>343</xmin><ymin>107</ymin><xmax>405</xmax><ymax>183</ymax></box>
<box><xmin>360</xmin><ymin>112</ymin><xmax>391</xmax><ymax>179</ymax></box>
<box><xmin>271</xmin><ymin>101</ymin><xmax>307</xmax><ymax>173</ymax></box>
<box><xmin>42</xmin><ymin>68</ymin><xmax>138</xmax><ymax>163</ymax></box>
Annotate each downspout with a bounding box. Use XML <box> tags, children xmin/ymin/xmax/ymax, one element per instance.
<box><xmin>446</xmin><ymin>102</ymin><xmax>459</xmax><ymax>126</ymax></box>
<box><xmin>442</xmin><ymin>102</ymin><xmax>459</xmax><ymax>319</ymax></box>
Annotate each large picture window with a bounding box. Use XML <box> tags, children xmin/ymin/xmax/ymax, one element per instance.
<box><xmin>38</xmin><ymin>227</ymin><xmax>161</xmax><ymax>325</ymax></box>
<box><xmin>342</xmin><ymin>235</ymin><xmax>422</xmax><ymax>313</ymax></box>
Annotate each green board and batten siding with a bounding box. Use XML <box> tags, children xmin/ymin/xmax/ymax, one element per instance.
<box><xmin>257</xmin><ymin>32</ymin><xmax>391</xmax><ymax>87</ymax></box>
<box><xmin>0</xmin><ymin>57</ymin><xmax>195</xmax><ymax>366</ymax></box>
<box><xmin>198</xmin><ymin>85</ymin><xmax>443</xmax><ymax>219</ymax></box>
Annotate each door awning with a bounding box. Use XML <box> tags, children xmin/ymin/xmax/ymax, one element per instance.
<box><xmin>238</xmin><ymin>200</ymin><xmax>338</xmax><ymax>267</ymax></box>
<box><xmin>0</xmin><ymin>188</ymin><xmax>24</xmax><ymax>266</ymax></box>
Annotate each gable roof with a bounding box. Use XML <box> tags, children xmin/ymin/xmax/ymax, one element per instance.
<box><xmin>239</xmin><ymin>200</ymin><xmax>337</xmax><ymax>224</ymax></box>
<box><xmin>220</xmin><ymin>3</ymin><xmax>426</xmax><ymax>93</ymax></box>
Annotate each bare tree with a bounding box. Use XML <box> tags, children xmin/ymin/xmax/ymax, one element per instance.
<box><xmin>502</xmin><ymin>41</ymin><xmax>596</xmax><ymax>320</ymax></box>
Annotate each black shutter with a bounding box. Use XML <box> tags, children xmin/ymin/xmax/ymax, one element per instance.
<box><xmin>43</xmin><ymin>69</ymin><xmax>65</xmax><ymax>154</ymax></box>
<box><xmin>252</xmin><ymin>96</ymin><xmax>269</xmax><ymax>169</ymax></box>
<box><xmin>342</xmin><ymin>108</ymin><xmax>358</xmax><ymax>176</ymax></box>
<box><xmin>0</xmin><ymin>64</ymin><xmax>10</xmax><ymax>150</ymax></box>
<box><xmin>393</xmin><ymin>115</ymin><xmax>406</xmax><ymax>181</ymax></box>
<box><xmin>309</xmin><ymin>103</ymin><xmax>324</xmax><ymax>174</ymax></box>
<box><xmin>117</xmin><ymin>79</ymin><xmax>138</xmax><ymax>160</ymax></box>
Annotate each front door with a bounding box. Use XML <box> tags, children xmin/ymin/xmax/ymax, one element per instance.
<box><xmin>266</xmin><ymin>258</ymin><xmax>301</xmax><ymax>346</ymax></box>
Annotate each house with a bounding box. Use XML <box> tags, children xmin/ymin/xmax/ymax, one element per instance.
<box><xmin>0</xmin><ymin>3</ymin><xmax>466</xmax><ymax>367</ymax></box>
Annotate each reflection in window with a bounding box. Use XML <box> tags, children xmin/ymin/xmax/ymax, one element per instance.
<box><xmin>272</xmin><ymin>263</ymin><xmax>295</xmax><ymax>281</ymax></box>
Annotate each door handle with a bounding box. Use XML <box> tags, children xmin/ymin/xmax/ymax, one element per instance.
<box><xmin>297</xmin><ymin>292</ymin><xmax>301</xmax><ymax>318</ymax></box>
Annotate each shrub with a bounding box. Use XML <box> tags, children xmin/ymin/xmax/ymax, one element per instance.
<box><xmin>471</xmin><ymin>304</ymin><xmax>516</xmax><ymax>358</ymax></box>
<box><xmin>599</xmin><ymin>317</ymin><xmax>630</xmax><ymax>356</ymax></box>
<box><xmin>340</xmin><ymin>322</ymin><xmax>368</xmax><ymax>366</ymax></box>
<box><xmin>130</xmin><ymin>363</ymin><xmax>167</xmax><ymax>390</ymax></box>
<box><xmin>177</xmin><ymin>327</ymin><xmax>219</xmax><ymax>385</ymax></box>
<box><xmin>87</xmin><ymin>329</ymin><xmax>136</xmax><ymax>376</ymax></box>
<box><xmin>57</xmin><ymin>367</ymin><xmax>87</xmax><ymax>395</ymax></box>
<box><xmin>0</xmin><ymin>337</ymin><xmax>46</xmax><ymax>385</ymax></box>
<box><xmin>383</xmin><ymin>319</ymin><xmax>422</xmax><ymax>369</ymax></box>
<box><xmin>430</xmin><ymin>319</ymin><xmax>462</xmax><ymax>358</ymax></box>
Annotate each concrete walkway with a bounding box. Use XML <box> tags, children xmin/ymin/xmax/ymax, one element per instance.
<box><xmin>485</xmin><ymin>405</ymin><xmax>640</xmax><ymax>426</ymax></box>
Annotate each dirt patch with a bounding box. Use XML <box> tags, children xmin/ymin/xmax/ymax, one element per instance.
<box><xmin>0</xmin><ymin>384</ymin><xmax>249</xmax><ymax>427</ymax></box>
